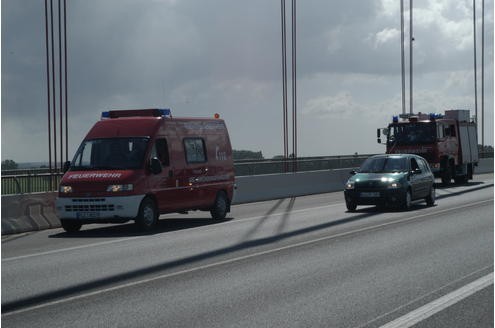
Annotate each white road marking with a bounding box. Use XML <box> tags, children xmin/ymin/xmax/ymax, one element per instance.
<box><xmin>2</xmin><ymin>199</ymin><xmax>492</xmax><ymax>317</ymax></box>
<box><xmin>379</xmin><ymin>273</ymin><xmax>494</xmax><ymax>328</ymax></box>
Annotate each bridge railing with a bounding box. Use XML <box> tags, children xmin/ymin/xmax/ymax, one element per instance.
<box><xmin>2</xmin><ymin>152</ymin><xmax>493</xmax><ymax>195</ymax></box>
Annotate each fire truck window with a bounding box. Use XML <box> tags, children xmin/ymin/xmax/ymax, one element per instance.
<box><xmin>449</xmin><ymin>125</ymin><xmax>456</xmax><ymax>137</ymax></box>
<box><xmin>437</xmin><ymin>124</ymin><xmax>444</xmax><ymax>139</ymax></box>
<box><xmin>184</xmin><ymin>138</ymin><xmax>207</xmax><ymax>164</ymax></box>
<box><xmin>150</xmin><ymin>139</ymin><xmax>170</xmax><ymax>166</ymax></box>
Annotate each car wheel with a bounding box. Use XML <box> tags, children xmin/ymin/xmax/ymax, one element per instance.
<box><xmin>135</xmin><ymin>197</ymin><xmax>158</xmax><ymax>231</ymax></box>
<box><xmin>425</xmin><ymin>186</ymin><xmax>435</xmax><ymax>206</ymax></box>
<box><xmin>61</xmin><ymin>219</ymin><xmax>82</xmax><ymax>233</ymax></box>
<box><xmin>346</xmin><ymin>200</ymin><xmax>357</xmax><ymax>212</ymax></box>
<box><xmin>402</xmin><ymin>190</ymin><xmax>412</xmax><ymax>210</ymax></box>
<box><xmin>210</xmin><ymin>191</ymin><xmax>228</xmax><ymax>220</ymax></box>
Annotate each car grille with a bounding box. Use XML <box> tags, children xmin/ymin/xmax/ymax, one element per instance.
<box><xmin>65</xmin><ymin>199</ymin><xmax>115</xmax><ymax>212</ymax></box>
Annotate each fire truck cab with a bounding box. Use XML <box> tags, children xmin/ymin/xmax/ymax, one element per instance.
<box><xmin>56</xmin><ymin>109</ymin><xmax>235</xmax><ymax>233</ymax></box>
<box><xmin>378</xmin><ymin>110</ymin><xmax>478</xmax><ymax>185</ymax></box>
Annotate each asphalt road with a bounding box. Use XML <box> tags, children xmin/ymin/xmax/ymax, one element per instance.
<box><xmin>2</xmin><ymin>174</ymin><xmax>493</xmax><ymax>328</ymax></box>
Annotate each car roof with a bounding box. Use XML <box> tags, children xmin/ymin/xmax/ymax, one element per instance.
<box><xmin>368</xmin><ymin>154</ymin><xmax>418</xmax><ymax>159</ymax></box>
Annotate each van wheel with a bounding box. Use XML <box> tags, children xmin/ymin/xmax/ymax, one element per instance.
<box><xmin>135</xmin><ymin>197</ymin><xmax>158</xmax><ymax>231</ymax></box>
<box><xmin>425</xmin><ymin>186</ymin><xmax>435</xmax><ymax>206</ymax></box>
<box><xmin>210</xmin><ymin>191</ymin><xmax>228</xmax><ymax>220</ymax></box>
<box><xmin>61</xmin><ymin>220</ymin><xmax>82</xmax><ymax>233</ymax></box>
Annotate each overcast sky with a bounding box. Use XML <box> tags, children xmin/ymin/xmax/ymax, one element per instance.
<box><xmin>2</xmin><ymin>0</ymin><xmax>494</xmax><ymax>163</ymax></box>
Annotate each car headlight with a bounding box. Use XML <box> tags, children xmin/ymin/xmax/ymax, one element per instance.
<box><xmin>59</xmin><ymin>185</ymin><xmax>73</xmax><ymax>193</ymax></box>
<box><xmin>106</xmin><ymin>184</ymin><xmax>134</xmax><ymax>192</ymax></box>
<box><xmin>345</xmin><ymin>182</ymin><xmax>355</xmax><ymax>190</ymax></box>
<box><xmin>387</xmin><ymin>182</ymin><xmax>401</xmax><ymax>189</ymax></box>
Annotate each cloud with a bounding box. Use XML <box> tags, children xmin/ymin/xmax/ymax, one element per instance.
<box><xmin>1</xmin><ymin>0</ymin><xmax>493</xmax><ymax>162</ymax></box>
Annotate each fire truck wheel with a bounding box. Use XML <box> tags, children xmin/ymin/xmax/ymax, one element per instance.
<box><xmin>441</xmin><ymin>167</ymin><xmax>452</xmax><ymax>185</ymax></box>
<box><xmin>454</xmin><ymin>175</ymin><xmax>468</xmax><ymax>184</ymax></box>
<box><xmin>425</xmin><ymin>187</ymin><xmax>435</xmax><ymax>206</ymax></box>
<box><xmin>210</xmin><ymin>191</ymin><xmax>228</xmax><ymax>220</ymax></box>
<box><xmin>402</xmin><ymin>190</ymin><xmax>412</xmax><ymax>210</ymax></box>
<box><xmin>61</xmin><ymin>220</ymin><xmax>82</xmax><ymax>233</ymax></box>
<box><xmin>136</xmin><ymin>197</ymin><xmax>158</xmax><ymax>231</ymax></box>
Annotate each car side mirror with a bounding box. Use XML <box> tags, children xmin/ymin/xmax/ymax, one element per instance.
<box><xmin>63</xmin><ymin>161</ymin><xmax>71</xmax><ymax>173</ymax></box>
<box><xmin>349</xmin><ymin>170</ymin><xmax>357</xmax><ymax>176</ymax></box>
<box><xmin>150</xmin><ymin>157</ymin><xmax>162</xmax><ymax>175</ymax></box>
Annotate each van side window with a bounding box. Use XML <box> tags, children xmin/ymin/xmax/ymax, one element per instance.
<box><xmin>184</xmin><ymin>138</ymin><xmax>206</xmax><ymax>164</ymax></box>
<box><xmin>151</xmin><ymin>138</ymin><xmax>170</xmax><ymax>166</ymax></box>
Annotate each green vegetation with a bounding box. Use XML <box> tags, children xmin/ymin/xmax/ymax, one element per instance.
<box><xmin>2</xmin><ymin>159</ymin><xmax>18</xmax><ymax>170</ymax></box>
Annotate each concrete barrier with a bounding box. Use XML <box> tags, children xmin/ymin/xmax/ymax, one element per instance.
<box><xmin>2</xmin><ymin>192</ymin><xmax>59</xmax><ymax>235</ymax></box>
<box><xmin>232</xmin><ymin>168</ymin><xmax>354</xmax><ymax>204</ymax></box>
<box><xmin>2</xmin><ymin>158</ymin><xmax>493</xmax><ymax>235</ymax></box>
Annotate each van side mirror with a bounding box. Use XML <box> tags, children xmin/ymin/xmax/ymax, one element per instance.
<box><xmin>377</xmin><ymin>138</ymin><xmax>382</xmax><ymax>144</ymax></box>
<box><xmin>150</xmin><ymin>157</ymin><xmax>162</xmax><ymax>175</ymax></box>
<box><xmin>63</xmin><ymin>161</ymin><xmax>71</xmax><ymax>173</ymax></box>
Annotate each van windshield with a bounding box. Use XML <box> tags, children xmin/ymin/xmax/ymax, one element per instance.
<box><xmin>71</xmin><ymin>138</ymin><xmax>149</xmax><ymax>170</ymax></box>
<box><xmin>359</xmin><ymin>157</ymin><xmax>408</xmax><ymax>173</ymax></box>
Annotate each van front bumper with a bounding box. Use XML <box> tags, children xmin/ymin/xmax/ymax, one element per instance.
<box><xmin>55</xmin><ymin>195</ymin><xmax>145</xmax><ymax>221</ymax></box>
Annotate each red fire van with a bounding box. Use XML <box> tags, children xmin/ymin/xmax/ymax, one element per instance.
<box><xmin>56</xmin><ymin>109</ymin><xmax>235</xmax><ymax>232</ymax></box>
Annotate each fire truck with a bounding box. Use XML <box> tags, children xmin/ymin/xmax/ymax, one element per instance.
<box><xmin>377</xmin><ymin>109</ymin><xmax>478</xmax><ymax>184</ymax></box>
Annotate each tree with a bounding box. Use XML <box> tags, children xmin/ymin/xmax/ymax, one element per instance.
<box><xmin>2</xmin><ymin>159</ymin><xmax>18</xmax><ymax>170</ymax></box>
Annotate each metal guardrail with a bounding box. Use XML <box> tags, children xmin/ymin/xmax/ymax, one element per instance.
<box><xmin>2</xmin><ymin>173</ymin><xmax>63</xmax><ymax>195</ymax></box>
<box><xmin>1</xmin><ymin>152</ymin><xmax>493</xmax><ymax>195</ymax></box>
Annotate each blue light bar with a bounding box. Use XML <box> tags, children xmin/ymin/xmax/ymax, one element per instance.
<box><xmin>429</xmin><ymin>113</ymin><xmax>443</xmax><ymax>120</ymax></box>
<box><xmin>392</xmin><ymin>115</ymin><xmax>399</xmax><ymax>123</ymax></box>
<box><xmin>101</xmin><ymin>111</ymin><xmax>110</xmax><ymax>118</ymax></box>
<box><xmin>158</xmin><ymin>108</ymin><xmax>172</xmax><ymax>117</ymax></box>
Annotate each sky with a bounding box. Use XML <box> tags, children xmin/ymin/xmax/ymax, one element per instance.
<box><xmin>2</xmin><ymin>0</ymin><xmax>494</xmax><ymax>163</ymax></box>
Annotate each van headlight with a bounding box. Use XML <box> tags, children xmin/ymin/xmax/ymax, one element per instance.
<box><xmin>345</xmin><ymin>182</ymin><xmax>355</xmax><ymax>190</ymax></box>
<box><xmin>60</xmin><ymin>185</ymin><xmax>73</xmax><ymax>193</ymax></box>
<box><xmin>106</xmin><ymin>184</ymin><xmax>133</xmax><ymax>192</ymax></box>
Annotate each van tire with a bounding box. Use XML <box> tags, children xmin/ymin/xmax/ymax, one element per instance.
<box><xmin>135</xmin><ymin>197</ymin><xmax>158</xmax><ymax>231</ymax></box>
<box><xmin>61</xmin><ymin>220</ymin><xmax>82</xmax><ymax>233</ymax></box>
<box><xmin>210</xmin><ymin>191</ymin><xmax>228</xmax><ymax>220</ymax></box>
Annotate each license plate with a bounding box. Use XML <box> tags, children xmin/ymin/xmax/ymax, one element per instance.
<box><xmin>360</xmin><ymin>192</ymin><xmax>380</xmax><ymax>198</ymax></box>
<box><xmin>77</xmin><ymin>212</ymin><xmax>100</xmax><ymax>219</ymax></box>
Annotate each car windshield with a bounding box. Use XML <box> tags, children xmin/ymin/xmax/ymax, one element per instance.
<box><xmin>387</xmin><ymin>122</ymin><xmax>436</xmax><ymax>145</ymax></box>
<box><xmin>359</xmin><ymin>157</ymin><xmax>408</xmax><ymax>173</ymax></box>
<box><xmin>70</xmin><ymin>138</ymin><xmax>149</xmax><ymax>170</ymax></box>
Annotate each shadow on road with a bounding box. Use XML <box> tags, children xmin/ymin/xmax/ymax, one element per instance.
<box><xmin>4</xmin><ymin>203</ymin><xmax>381</xmax><ymax>313</ymax></box>
<box><xmin>49</xmin><ymin>217</ymin><xmax>233</xmax><ymax>239</ymax></box>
